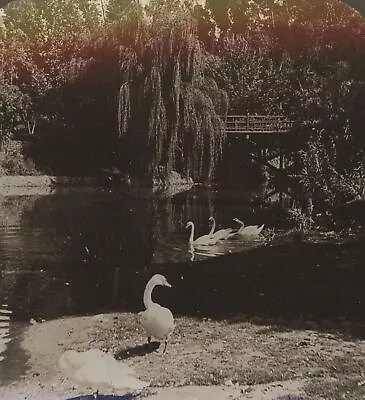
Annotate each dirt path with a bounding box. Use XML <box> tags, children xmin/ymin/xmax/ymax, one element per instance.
<box><xmin>1</xmin><ymin>313</ymin><xmax>364</xmax><ymax>399</ymax></box>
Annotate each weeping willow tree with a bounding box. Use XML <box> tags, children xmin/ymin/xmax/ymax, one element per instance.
<box><xmin>118</xmin><ymin>4</ymin><xmax>228</xmax><ymax>182</ymax></box>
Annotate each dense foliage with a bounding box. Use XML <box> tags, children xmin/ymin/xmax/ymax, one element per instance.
<box><xmin>117</xmin><ymin>3</ymin><xmax>227</xmax><ymax>179</ymax></box>
<box><xmin>0</xmin><ymin>0</ymin><xmax>364</xmax><ymax>207</ymax></box>
<box><xmin>0</xmin><ymin>83</ymin><xmax>31</xmax><ymax>143</ymax></box>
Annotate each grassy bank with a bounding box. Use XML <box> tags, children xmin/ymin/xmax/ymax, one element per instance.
<box><xmin>0</xmin><ymin>140</ymin><xmax>193</xmax><ymax>196</ymax></box>
<box><xmin>2</xmin><ymin>312</ymin><xmax>364</xmax><ymax>399</ymax></box>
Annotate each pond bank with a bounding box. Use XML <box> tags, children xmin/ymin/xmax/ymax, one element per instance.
<box><xmin>0</xmin><ymin>173</ymin><xmax>193</xmax><ymax>197</ymax></box>
<box><xmin>0</xmin><ymin>176</ymin><xmax>97</xmax><ymax>196</ymax></box>
<box><xmin>1</xmin><ymin>312</ymin><xmax>364</xmax><ymax>399</ymax></box>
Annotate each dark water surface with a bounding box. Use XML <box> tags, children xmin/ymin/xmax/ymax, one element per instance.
<box><xmin>0</xmin><ymin>186</ymin><xmax>364</xmax><ymax>382</ymax></box>
<box><xmin>0</xmin><ymin>187</ymin><xmax>270</xmax><ymax>321</ymax></box>
<box><xmin>1</xmin><ymin>186</ymin><xmax>364</xmax><ymax>321</ymax></box>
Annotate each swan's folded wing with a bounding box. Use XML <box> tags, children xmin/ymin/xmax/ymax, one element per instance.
<box><xmin>140</xmin><ymin>305</ymin><xmax>174</xmax><ymax>340</ymax></box>
<box><xmin>194</xmin><ymin>234</ymin><xmax>215</xmax><ymax>245</ymax></box>
<box><xmin>212</xmin><ymin>228</ymin><xmax>234</xmax><ymax>240</ymax></box>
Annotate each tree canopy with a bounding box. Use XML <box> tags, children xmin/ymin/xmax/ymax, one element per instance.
<box><xmin>0</xmin><ymin>0</ymin><xmax>364</xmax><ymax>200</ymax></box>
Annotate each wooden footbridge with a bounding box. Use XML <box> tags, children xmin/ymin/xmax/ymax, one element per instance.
<box><xmin>222</xmin><ymin>114</ymin><xmax>302</xmax><ymax>205</ymax></box>
<box><xmin>224</xmin><ymin>114</ymin><xmax>295</xmax><ymax>134</ymax></box>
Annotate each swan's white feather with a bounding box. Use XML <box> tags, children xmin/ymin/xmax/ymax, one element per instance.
<box><xmin>211</xmin><ymin>228</ymin><xmax>234</xmax><ymax>241</ymax></box>
<box><xmin>239</xmin><ymin>224</ymin><xmax>265</xmax><ymax>236</ymax></box>
<box><xmin>193</xmin><ymin>233</ymin><xmax>216</xmax><ymax>246</ymax></box>
<box><xmin>139</xmin><ymin>303</ymin><xmax>174</xmax><ymax>340</ymax></box>
<box><xmin>59</xmin><ymin>349</ymin><xmax>149</xmax><ymax>390</ymax></box>
<box><xmin>186</xmin><ymin>221</ymin><xmax>217</xmax><ymax>246</ymax></box>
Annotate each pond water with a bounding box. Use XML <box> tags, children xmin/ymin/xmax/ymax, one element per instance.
<box><xmin>0</xmin><ymin>185</ymin><xmax>277</xmax><ymax>378</ymax></box>
<box><xmin>0</xmin><ymin>186</ymin><xmax>364</xmax><ymax>381</ymax></box>
<box><xmin>0</xmin><ymin>186</ymin><xmax>275</xmax><ymax>321</ymax></box>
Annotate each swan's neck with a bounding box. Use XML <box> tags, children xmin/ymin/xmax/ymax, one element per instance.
<box><xmin>236</xmin><ymin>219</ymin><xmax>244</xmax><ymax>227</ymax></box>
<box><xmin>188</xmin><ymin>223</ymin><xmax>195</xmax><ymax>244</ymax></box>
<box><xmin>143</xmin><ymin>280</ymin><xmax>156</xmax><ymax>309</ymax></box>
<box><xmin>209</xmin><ymin>219</ymin><xmax>216</xmax><ymax>235</ymax></box>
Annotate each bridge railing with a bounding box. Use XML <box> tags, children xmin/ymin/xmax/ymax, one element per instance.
<box><xmin>223</xmin><ymin>115</ymin><xmax>295</xmax><ymax>134</ymax></box>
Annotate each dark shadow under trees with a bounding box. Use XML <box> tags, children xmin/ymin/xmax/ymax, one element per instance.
<box><xmin>145</xmin><ymin>236</ymin><xmax>365</xmax><ymax>330</ymax></box>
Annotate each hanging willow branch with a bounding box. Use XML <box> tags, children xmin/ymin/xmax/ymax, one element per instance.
<box><xmin>118</xmin><ymin>81</ymin><xmax>131</xmax><ymax>137</ymax></box>
<box><xmin>148</xmin><ymin>65</ymin><xmax>167</xmax><ymax>169</ymax></box>
<box><xmin>117</xmin><ymin>9</ymin><xmax>228</xmax><ymax>180</ymax></box>
<box><xmin>166</xmin><ymin>57</ymin><xmax>181</xmax><ymax>170</ymax></box>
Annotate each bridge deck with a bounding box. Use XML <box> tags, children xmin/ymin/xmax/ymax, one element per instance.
<box><xmin>224</xmin><ymin>115</ymin><xmax>295</xmax><ymax>134</ymax></box>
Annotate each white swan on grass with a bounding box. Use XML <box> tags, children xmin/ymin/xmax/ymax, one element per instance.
<box><xmin>59</xmin><ymin>348</ymin><xmax>149</xmax><ymax>390</ymax></box>
<box><xmin>208</xmin><ymin>216</ymin><xmax>235</xmax><ymax>241</ymax></box>
<box><xmin>138</xmin><ymin>274</ymin><xmax>174</xmax><ymax>354</ymax></box>
<box><xmin>186</xmin><ymin>220</ymin><xmax>218</xmax><ymax>246</ymax></box>
<box><xmin>233</xmin><ymin>218</ymin><xmax>265</xmax><ymax>237</ymax></box>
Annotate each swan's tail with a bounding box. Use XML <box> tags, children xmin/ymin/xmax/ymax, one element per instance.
<box><xmin>257</xmin><ymin>224</ymin><xmax>265</xmax><ymax>234</ymax></box>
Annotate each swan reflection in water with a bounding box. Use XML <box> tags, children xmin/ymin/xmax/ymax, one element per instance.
<box><xmin>153</xmin><ymin>240</ymin><xmax>228</xmax><ymax>264</ymax></box>
<box><xmin>188</xmin><ymin>243</ymin><xmax>225</xmax><ymax>261</ymax></box>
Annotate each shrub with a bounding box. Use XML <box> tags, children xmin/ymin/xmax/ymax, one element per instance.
<box><xmin>0</xmin><ymin>84</ymin><xmax>32</xmax><ymax>146</ymax></box>
<box><xmin>0</xmin><ymin>140</ymin><xmax>39</xmax><ymax>175</ymax></box>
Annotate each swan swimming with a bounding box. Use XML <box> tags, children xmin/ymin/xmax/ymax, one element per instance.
<box><xmin>139</xmin><ymin>274</ymin><xmax>174</xmax><ymax>354</ymax></box>
<box><xmin>186</xmin><ymin>220</ymin><xmax>217</xmax><ymax>246</ymax></box>
<box><xmin>233</xmin><ymin>218</ymin><xmax>265</xmax><ymax>237</ymax></box>
<box><xmin>208</xmin><ymin>217</ymin><xmax>235</xmax><ymax>241</ymax></box>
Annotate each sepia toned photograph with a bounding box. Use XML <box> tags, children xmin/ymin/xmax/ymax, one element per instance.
<box><xmin>0</xmin><ymin>0</ymin><xmax>364</xmax><ymax>399</ymax></box>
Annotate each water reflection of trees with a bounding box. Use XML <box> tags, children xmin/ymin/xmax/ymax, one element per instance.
<box><xmin>0</xmin><ymin>188</ymin><xmax>292</xmax><ymax>320</ymax></box>
<box><xmin>1</xmin><ymin>191</ymin><xmax>364</xmax><ymax>326</ymax></box>
<box><xmin>154</xmin><ymin>187</ymin><xmax>269</xmax><ymax>244</ymax></box>
<box><xmin>0</xmin><ymin>192</ymin><xmax>155</xmax><ymax>318</ymax></box>
<box><xmin>2</xmin><ymin>189</ymin><xmax>223</xmax><ymax>318</ymax></box>
<box><xmin>154</xmin><ymin>189</ymin><xmax>215</xmax><ymax>240</ymax></box>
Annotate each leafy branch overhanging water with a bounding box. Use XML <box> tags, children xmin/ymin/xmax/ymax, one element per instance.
<box><xmin>117</xmin><ymin>9</ymin><xmax>228</xmax><ymax>181</ymax></box>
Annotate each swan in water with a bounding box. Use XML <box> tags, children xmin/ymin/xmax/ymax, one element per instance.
<box><xmin>208</xmin><ymin>217</ymin><xmax>235</xmax><ymax>241</ymax></box>
<box><xmin>233</xmin><ymin>218</ymin><xmax>265</xmax><ymax>237</ymax></box>
<box><xmin>138</xmin><ymin>274</ymin><xmax>174</xmax><ymax>354</ymax></box>
<box><xmin>186</xmin><ymin>221</ymin><xmax>217</xmax><ymax>246</ymax></box>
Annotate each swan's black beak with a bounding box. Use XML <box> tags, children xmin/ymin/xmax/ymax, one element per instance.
<box><xmin>165</xmin><ymin>281</ymin><xmax>172</xmax><ymax>288</ymax></box>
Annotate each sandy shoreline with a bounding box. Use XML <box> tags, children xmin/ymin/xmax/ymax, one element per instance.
<box><xmin>0</xmin><ymin>382</ymin><xmax>305</xmax><ymax>400</ymax></box>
